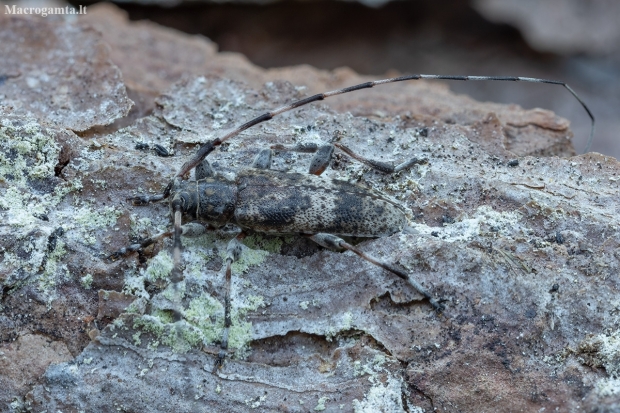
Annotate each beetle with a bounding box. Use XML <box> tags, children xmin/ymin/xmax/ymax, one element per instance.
<box><xmin>110</xmin><ymin>73</ymin><xmax>595</xmax><ymax>369</ymax></box>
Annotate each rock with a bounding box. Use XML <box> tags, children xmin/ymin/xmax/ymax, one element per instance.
<box><xmin>0</xmin><ymin>334</ymin><xmax>73</xmax><ymax>409</ymax></box>
<box><xmin>0</xmin><ymin>14</ymin><xmax>133</xmax><ymax>131</ymax></box>
<box><xmin>0</xmin><ymin>6</ymin><xmax>618</xmax><ymax>413</ymax></box>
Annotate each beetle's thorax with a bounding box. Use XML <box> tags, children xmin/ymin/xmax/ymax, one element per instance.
<box><xmin>170</xmin><ymin>176</ymin><xmax>237</xmax><ymax>227</ymax></box>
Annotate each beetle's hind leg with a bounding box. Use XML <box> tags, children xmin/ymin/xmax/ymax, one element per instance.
<box><xmin>214</xmin><ymin>232</ymin><xmax>246</xmax><ymax>371</ymax></box>
<box><xmin>308</xmin><ymin>233</ymin><xmax>444</xmax><ymax>313</ymax></box>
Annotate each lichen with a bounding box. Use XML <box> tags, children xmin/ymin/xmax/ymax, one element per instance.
<box><xmin>132</xmin><ymin>292</ymin><xmax>265</xmax><ymax>355</ymax></box>
<box><xmin>0</xmin><ymin>117</ymin><xmax>60</xmax><ymax>188</ymax></box>
<box><xmin>220</xmin><ymin>243</ymin><xmax>270</xmax><ymax>275</ymax></box>
<box><xmin>73</xmin><ymin>205</ymin><xmax>120</xmax><ymax>230</ymax></box>
<box><xmin>132</xmin><ymin>332</ymin><xmax>142</xmax><ymax>346</ymax></box>
<box><xmin>578</xmin><ymin>330</ymin><xmax>620</xmax><ymax>378</ymax></box>
<box><xmin>142</xmin><ymin>251</ymin><xmax>174</xmax><ymax>282</ymax></box>
<box><xmin>341</xmin><ymin>311</ymin><xmax>353</xmax><ymax>330</ymax></box>
<box><xmin>80</xmin><ymin>273</ymin><xmax>93</xmax><ymax>289</ymax></box>
<box><xmin>352</xmin><ymin>376</ymin><xmax>406</xmax><ymax>413</ymax></box>
<box><xmin>405</xmin><ymin>205</ymin><xmax>523</xmax><ymax>243</ymax></box>
<box><xmin>314</xmin><ymin>396</ymin><xmax>329</xmax><ymax>411</ymax></box>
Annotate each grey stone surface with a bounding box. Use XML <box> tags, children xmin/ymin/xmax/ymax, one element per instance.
<box><xmin>1</xmin><ymin>12</ymin><xmax>619</xmax><ymax>413</ymax></box>
<box><xmin>0</xmin><ymin>15</ymin><xmax>133</xmax><ymax>131</ymax></box>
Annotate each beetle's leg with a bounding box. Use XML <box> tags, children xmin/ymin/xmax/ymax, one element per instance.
<box><xmin>333</xmin><ymin>143</ymin><xmax>427</xmax><ymax>174</ymax></box>
<box><xmin>108</xmin><ymin>222</ymin><xmax>214</xmax><ymax>261</ymax></box>
<box><xmin>128</xmin><ymin>181</ymin><xmax>174</xmax><ymax>206</ymax></box>
<box><xmin>196</xmin><ymin>158</ymin><xmax>216</xmax><ymax>180</ymax></box>
<box><xmin>272</xmin><ymin>143</ymin><xmax>426</xmax><ymax>175</ymax></box>
<box><xmin>270</xmin><ymin>143</ymin><xmax>332</xmax><ymax>175</ymax></box>
<box><xmin>308</xmin><ymin>233</ymin><xmax>444</xmax><ymax>313</ymax></box>
<box><xmin>214</xmin><ymin>232</ymin><xmax>246</xmax><ymax>371</ymax></box>
<box><xmin>108</xmin><ymin>230</ymin><xmax>173</xmax><ymax>261</ymax></box>
<box><xmin>251</xmin><ymin>148</ymin><xmax>273</xmax><ymax>170</ymax></box>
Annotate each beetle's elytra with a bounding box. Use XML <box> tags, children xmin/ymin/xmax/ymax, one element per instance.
<box><xmin>173</xmin><ymin>169</ymin><xmax>407</xmax><ymax>237</ymax></box>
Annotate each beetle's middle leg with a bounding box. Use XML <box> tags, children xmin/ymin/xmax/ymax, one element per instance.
<box><xmin>309</xmin><ymin>233</ymin><xmax>444</xmax><ymax>312</ymax></box>
<box><xmin>214</xmin><ymin>232</ymin><xmax>246</xmax><ymax>371</ymax></box>
<box><xmin>272</xmin><ymin>143</ymin><xmax>426</xmax><ymax>175</ymax></box>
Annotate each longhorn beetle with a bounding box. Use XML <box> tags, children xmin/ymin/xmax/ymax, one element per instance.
<box><xmin>110</xmin><ymin>74</ymin><xmax>595</xmax><ymax>370</ymax></box>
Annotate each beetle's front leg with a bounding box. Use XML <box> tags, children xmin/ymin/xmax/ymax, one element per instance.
<box><xmin>127</xmin><ymin>181</ymin><xmax>174</xmax><ymax>206</ymax></box>
<box><xmin>108</xmin><ymin>230</ymin><xmax>173</xmax><ymax>261</ymax></box>
<box><xmin>108</xmin><ymin>222</ymin><xmax>214</xmax><ymax>261</ymax></box>
<box><xmin>308</xmin><ymin>233</ymin><xmax>444</xmax><ymax>313</ymax></box>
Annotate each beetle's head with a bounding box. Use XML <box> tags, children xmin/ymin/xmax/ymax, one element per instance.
<box><xmin>169</xmin><ymin>178</ymin><xmax>199</xmax><ymax>219</ymax></box>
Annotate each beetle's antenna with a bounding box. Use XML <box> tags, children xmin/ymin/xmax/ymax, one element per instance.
<box><xmin>177</xmin><ymin>74</ymin><xmax>595</xmax><ymax>178</ymax></box>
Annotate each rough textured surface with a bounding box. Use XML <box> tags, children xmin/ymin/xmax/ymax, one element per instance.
<box><xmin>0</xmin><ymin>15</ymin><xmax>133</xmax><ymax>131</ymax></box>
<box><xmin>1</xmin><ymin>8</ymin><xmax>619</xmax><ymax>413</ymax></box>
<box><xmin>0</xmin><ymin>334</ymin><xmax>72</xmax><ymax>409</ymax></box>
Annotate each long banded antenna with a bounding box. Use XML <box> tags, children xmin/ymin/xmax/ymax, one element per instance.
<box><xmin>177</xmin><ymin>74</ymin><xmax>595</xmax><ymax>178</ymax></box>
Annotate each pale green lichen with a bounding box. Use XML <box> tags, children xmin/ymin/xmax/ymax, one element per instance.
<box><xmin>80</xmin><ymin>273</ymin><xmax>93</xmax><ymax>289</ymax></box>
<box><xmin>354</xmin><ymin>354</ymin><xmax>388</xmax><ymax>378</ymax></box>
<box><xmin>152</xmin><ymin>309</ymin><xmax>175</xmax><ymax>324</ymax></box>
<box><xmin>0</xmin><ymin>187</ymin><xmax>47</xmax><ymax>228</ymax></box>
<box><xmin>314</xmin><ymin>396</ymin><xmax>329</xmax><ymax>411</ymax></box>
<box><xmin>142</xmin><ymin>251</ymin><xmax>174</xmax><ymax>282</ymax></box>
<box><xmin>0</xmin><ymin>118</ymin><xmax>60</xmax><ymax>187</ymax></box>
<box><xmin>220</xmin><ymin>244</ymin><xmax>270</xmax><ymax>275</ymax></box>
<box><xmin>124</xmin><ymin>227</ymin><xmax>270</xmax><ymax>354</ymax></box>
<box><xmin>132</xmin><ymin>332</ymin><xmax>142</xmax><ymax>346</ymax></box>
<box><xmin>129</xmin><ymin>215</ymin><xmax>154</xmax><ymax>239</ymax></box>
<box><xmin>352</xmin><ymin>376</ymin><xmax>406</xmax><ymax>413</ymax></box>
<box><xmin>70</xmin><ymin>204</ymin><xmax>121</xmax><ymax>245</ymax></box>
<box><xmin>112</xmin><ymin>318</ymin><xmax>125</xmax><ymax>330</ymax></box>
<box><xmin>325</xmin><ymin>311</ymin><xmax>355</xmax><ymax>341</ymax></box>
<box><xmin>341</xmin><ymin>311</ymin><xmax>353</xmax><ymax>330</ymax></box>
<box><xmin>161</xmin><ymin>280</ymin><xmax>186</xmax><ymax>302</ymax></box>
<box><xmin>133</xmin><ymin>293</ymin><xmax>265</xmax><ymax>355</ymax></box>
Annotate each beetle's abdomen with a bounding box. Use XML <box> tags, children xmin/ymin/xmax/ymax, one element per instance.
<box><xmin>234</xmin><ymin>170</ymin><xmax>407</xmax><ymax>237</ymax></box>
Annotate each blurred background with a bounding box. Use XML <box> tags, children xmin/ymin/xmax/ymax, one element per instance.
<box><xmin>16</xmin><ymin>0</ymin><xmax>620</xmax><ymax>157</ymax></box>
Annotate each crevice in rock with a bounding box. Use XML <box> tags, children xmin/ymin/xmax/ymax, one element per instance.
<box><xmin>246</xmin><ymin>331</ymin><xmax>341</xmax><ymax>367</ymax></box>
